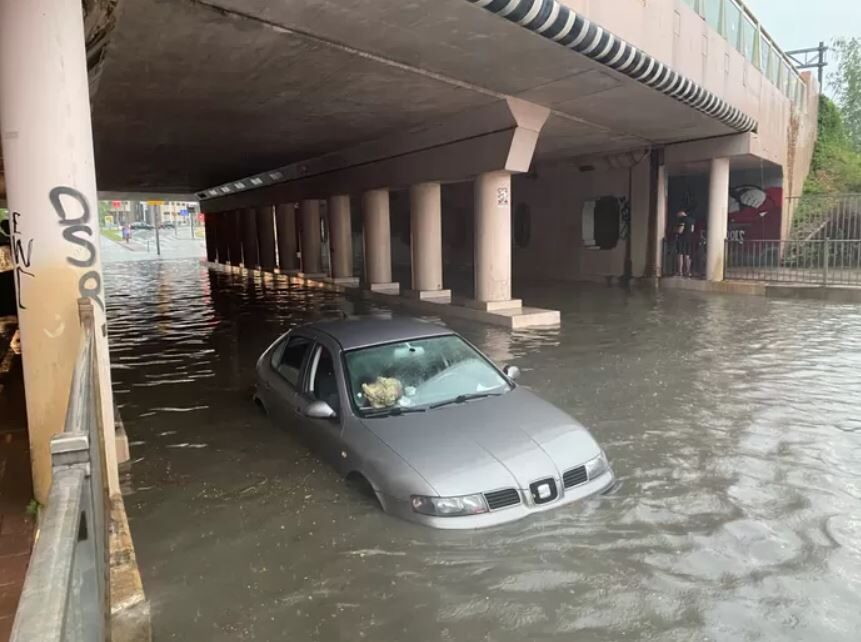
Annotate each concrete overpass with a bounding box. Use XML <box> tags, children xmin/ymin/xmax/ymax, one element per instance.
<box><xmin>1</xmin><ymin>0</ymin><xmax>817</xmax><ymax>504</ymax></box>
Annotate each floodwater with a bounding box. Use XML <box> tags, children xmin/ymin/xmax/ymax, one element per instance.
<box><xmin>105</xmin><ymin>258</ymin><xmax>861</xmax><ymax>642</ymax></box>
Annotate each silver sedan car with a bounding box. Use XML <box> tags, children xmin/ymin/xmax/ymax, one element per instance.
<box><xmin>254</xmin><ymin>318</ymin><xmax>614</xmax><ymax>529</ymax></box>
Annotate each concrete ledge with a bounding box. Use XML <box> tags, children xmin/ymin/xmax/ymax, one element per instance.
<box><xmin>660</xmin><ymin>277</ymin><xmax>767</xmax><ymax>296</ymax></box>
<box><xmin>110</xmin><ymin>494</ymin><xmax>151</xmax><ymax>642</ymax></box>
<box><xmin>115</xmin><ymin>410</ymin><xmax>130</xmax><ymax>465</ymax></box>
<box><xmin>765</xmin><ymin>284</ymin><xmax>861</xmax><ymax>303</ymax></box>
<box><xmin>403</xmin><ymin>289</ymin><xmax>452</xmax><ymax>303</ymax></box>
<box><xmin>328</xmin><ymin>276</ymin><xmax>360</xmax><ymax>286</ymax></box>
<box><xmin>458</xmin><ymin>298</ymin><xmax>523</xmax><ymax>312</ymax></box>
<box><xmin>367</xmin><ymin>282</ymin><xmax>401</xmax><ymax>294</ymax></box>
<box><xmin>299</xmin><ymin>272</ymin><xmax>328</xmax><ymax>279</ymax></box>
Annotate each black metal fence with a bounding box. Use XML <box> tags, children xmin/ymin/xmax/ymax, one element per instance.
<box><xmin>725</xmin><ymin>239</ymin><xmax>861</xmax><ymax>286</ymax></box>
<box><xmin>662</xmin><ymin>238</ymin><xmax>707</xmax><ymax>278</ymax></box>
<box><xmin>788</xmin><ymin>194</ymin><xmax>861</xmax><ymax>242</ymax></box>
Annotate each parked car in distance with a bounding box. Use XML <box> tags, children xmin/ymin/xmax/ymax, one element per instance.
<box><xmin>255</xmin><ymin>318</ymin><xmax>615</xmax><ymax>529</ymax></box>
<box><xmin>159</xmin><ymin>221</ymin><xmax>176</xmax><ymax>229</ymax></box>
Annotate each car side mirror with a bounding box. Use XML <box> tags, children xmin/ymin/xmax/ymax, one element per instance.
<box><xmin>305</xmin><ymin>400</ymin><xmax>337</xmax><ymax>420</ymax></box>
<box><xmin>503</xmin><ymin>365</ymin><xmax>521</xmax><ymax>381</ymax></box>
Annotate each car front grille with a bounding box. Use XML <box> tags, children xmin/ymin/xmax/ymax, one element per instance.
<box><xmin>484</xmin><ymin>488</ymin><xmax>521</xmax><ymax>511</ymax></box>
<box><xmin>563</xmin><ymin>465</ymin><xmax>588</xmax><ymax>489</ymax></box>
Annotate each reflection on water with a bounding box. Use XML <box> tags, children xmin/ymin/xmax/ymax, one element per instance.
<box><xmin>107</xmin><ymin>259</ymin><xmax>861</xmax><ymax>642</ymax></box>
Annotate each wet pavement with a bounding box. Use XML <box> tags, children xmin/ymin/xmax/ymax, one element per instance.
<box><xmin>105</xmin><ymin>257</ymin><xmax>861</xmax><ymax>641</ymax></box>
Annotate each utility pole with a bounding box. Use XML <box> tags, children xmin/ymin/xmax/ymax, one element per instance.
<box><xmin>787</xmin><ymin>42</ymin><xmax>828</xmax><ymax>92</ymax></box>
<box><xmin>149</xmin><ymin>203</ymin><xmax>161</xmax><ymax>256</ymax></box>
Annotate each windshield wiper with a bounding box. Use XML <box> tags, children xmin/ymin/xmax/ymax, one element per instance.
<box><xmin>428</xmin><ymin>391</ymin><xmax>505</xmax><ymax>410</ymax></box>
<box><xmin>362</xmin><ymin>406</ymin><xmax>427</xmax><ymax>418</ymax></box>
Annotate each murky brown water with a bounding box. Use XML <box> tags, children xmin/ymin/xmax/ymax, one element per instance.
<box><xmin>106</xmin><ymin>258</ymin><xmax>861</xmax><ymax>642</ymax></box>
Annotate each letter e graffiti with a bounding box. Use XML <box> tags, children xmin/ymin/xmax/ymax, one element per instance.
<box><xmin>10</xmin><ymin>211</ymin><xmax>35</xmax><ymax>310</ymax></box>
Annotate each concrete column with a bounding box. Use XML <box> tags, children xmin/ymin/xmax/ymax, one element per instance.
<box><xmin>216</xmin><ymin>212</ymin><xmax>230</xmax><ymax>264</ymax></box>
<box><xmin>241</xmin><ymin>207</ymin><xmax>260</xmax><ymax>269</ymax></box>
<box><xmin>362</xmin><ymin>189</ymin><xmax>399</xmax><ymax>293</ymax></box>
<box><xmin>655</xmin><ymin>165</ymin><xmax>668</xmax><ymax>276</ymax></box>
<box><xmin>409</xmin><ymin>182</ymin><xmax>450</xmax><ymax>301</ymax></box>
<box><xmin>474</xmin><ymin>171</ymin><xmax>517</xmax><ymax>307</ymax></box>
<box><xmin>0</xmin><ymin>0</ymin><xmax>118</xmax><ymax>500</ymax></box>
<box><xmin>328</xmin><ymin>195</ymin><xmax>356</xmax><ymax>283</ymax></box>
<box><xmin>256</xmin><ymin>206</ymin><xmax>276</xmax><ymax>272</ymax></box>
<box><xmin>275</xmin><ymin>204</ymin><xmax>299</xmax><ymax>273</ymax></box>
<box><xmin>228</xmin><ymin>210</ymin><xmax>243</xmax><ymax>267</ymax></box>
<box><xmin>299</xmin><ymin>200</ymin><xmax>323</xmax><ymax>276</ymax></box>
<box><xmin>706</xmin><ymin>157</ymin><xmax>730</xmax><ymax>282</ymax></box>
<box><xmin>204</xmin><ymin>212</ymin><xmax>218</xmax><ymax>262</ymax></box>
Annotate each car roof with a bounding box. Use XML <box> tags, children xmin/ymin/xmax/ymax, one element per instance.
<box><xmin>302</xmin><ymin>317</ymin><xmax>452</xmax><ymax>351</ymax></box>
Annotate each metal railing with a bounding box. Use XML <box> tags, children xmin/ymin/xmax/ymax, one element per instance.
<box><xmin>682</xmin><ymin>0</ymin><xmax>809</xmax><ymax>109</ymax></box>
<box><xmin>11</xmin><ymin>299</ymin><xmax>110</xmax><ymax>642</ymax></box>
<box><xmin>725</xmin><ymin>239</ymin><xmax>861</xmax><ymax>286</ymax></box>
<box><xmin>788</xmin><ymin>194</ymin><xmax>861</xmax><ymax>242</ymax></box>
<box><xmin>662</xmin><ymin>238</ymin><xmax>707</xmax><ymax>278</ymax></box>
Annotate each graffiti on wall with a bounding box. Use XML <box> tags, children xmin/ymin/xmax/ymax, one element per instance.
<box><xmin>728</xmin><ymin>186</ymin><xmax>782</xmax><ymax>242</ymax></box>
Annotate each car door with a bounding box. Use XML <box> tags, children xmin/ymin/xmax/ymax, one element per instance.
<box><xmin>298</xmin><ymin>341</ymin><xmax>347</xmax><ymax>470</ymax></box>
<box><xmin>264</xmin><ymin>333</ymin><xmax>314</xmax><ymax>431</ymax></box>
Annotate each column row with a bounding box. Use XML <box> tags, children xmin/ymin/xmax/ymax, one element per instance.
<box><xmin>204</xmin><ymin>172</ymin><xmax>515</xmax><ymax>305</ymax></box>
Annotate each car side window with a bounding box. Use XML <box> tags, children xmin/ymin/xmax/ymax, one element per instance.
<box><xmin>308</xmin><ymin>345</ymin><xmax>340</xmax><ymax>415</ymax></box>
<box><xmin>274</xmin><ymin>336</ymin><xmax>312</xmax><ymax>387</ymax></box>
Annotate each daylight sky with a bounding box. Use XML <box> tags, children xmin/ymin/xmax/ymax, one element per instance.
<box><xmin>745</xmin><ymin>0</ymin><xmax>860</xmax><ymax>54</ymax></box>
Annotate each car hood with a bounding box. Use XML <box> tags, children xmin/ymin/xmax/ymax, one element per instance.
<box><xmin>359</xmin><ymin>387</ymin><xmax>601</xmax><ymax>497</ymax></box>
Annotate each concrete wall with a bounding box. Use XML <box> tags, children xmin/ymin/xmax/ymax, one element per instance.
<box><xmin>363</xmin><ymin>159</ymin><xmax>654</xmax><ymax>289</ymax></box>
<box><xmin>564</xmin><ymin>0</ymin><xmax>818</xmax><ymax>200</ymax></box>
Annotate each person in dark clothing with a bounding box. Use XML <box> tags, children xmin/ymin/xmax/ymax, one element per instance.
<box><xmin>674</xmin><ymin>210</ymin><xmax>695</xmax><ymax>277</ymax></box>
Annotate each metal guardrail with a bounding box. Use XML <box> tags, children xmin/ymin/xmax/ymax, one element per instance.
<box><xmin>11</xmin><ymin>298</ymin><xmax>110</xmax><ymax>642</ymax></box>
<box><xmin>725</xmin><ymin>239</ymin><xmax>861</xmax><ymax>286</ymax></box>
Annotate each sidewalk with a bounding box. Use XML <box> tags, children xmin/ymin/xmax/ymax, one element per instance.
<box><xmin>0</xmin><ymin>318</ymin><xmax>33</xmax><ymax>642</ymax></box>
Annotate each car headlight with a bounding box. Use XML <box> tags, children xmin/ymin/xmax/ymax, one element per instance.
<box><xmin>585</xmin><ymin>451</ymin><xmax>610</xmax><ymax>479</ymax></box>
<box><xmin>410</xmin><ymin>493</ymin><xmax>488</xmax><ymax>517</ymax></box>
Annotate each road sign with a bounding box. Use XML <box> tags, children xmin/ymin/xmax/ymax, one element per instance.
<box><xmin>179</xmin><ymin>209</ymin><xmax>189</xmax><ymax>216</ymax></box>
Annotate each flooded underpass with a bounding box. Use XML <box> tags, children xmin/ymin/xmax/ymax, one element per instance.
<box><xmin>105</xmin><ymin>258</ymin><xmax>861</xmax><ymax>641</ymax></box>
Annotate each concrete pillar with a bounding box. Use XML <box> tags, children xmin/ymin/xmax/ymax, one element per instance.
<box><xmin>216</xmin><ymin>212</ymin><xmax>230</xmax><ymax>264</ymax></box>
<box><xmin>256</xmin><ymin>206</ymin><xmax>276</xmax><ymax>272</ymax></box>
<box><xmin>409</xmin><ymin>182</ymin><xmax>450</xmax><ymax>301</ymax></box>
<box><xmin>228</xmin><ymin>210</ymin><xmax>243</xmax><ymax>267</ymax></box>
<box><xmin>655</xmin><ymin>165</ymin><xmax>668</xmax><ymax>276</ymax></box>
<box><xmin>299</xmin><ymin>200</ymin><xmax>323</xmax><ymax>275</ymax></box>
<box><xmin>204</xmin><ymin>212</ymin><xmax>218</xmax><ymax>262</ymax></box>
<box><xmin>474</xmin><ymin>171</ymin><xmax>517</xmax><ymax>307</ymax></box>
<box><xmin>0</xmin><ymin>0</ymin><xmax>118</xmax><ymax>500</ymax></box>
<box><xmin>275</xmin><ymin>204</ymin><xmax>299</xmax><ymax>273</ymax></box>
<box><xmin>362</xmin><ymin>189</ymin><xmax>399</xmax><ymax>293</ymax></box>
<box><xmin>241</xmin><ymin>207</ymin><xmax>260</xmax><ymax>269</ymax></box>
<box><xmin>328</xmin><ymin>195</ymin><xmax>356</xmax><ymax>283</ymax></box>
<box><xmin>706</xmin><ymin>158</ymin><xmax>730</xmax><ymax>282</ymax></box>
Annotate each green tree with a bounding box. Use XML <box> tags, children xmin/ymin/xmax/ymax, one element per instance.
<box><xmin>830</xmin><ymin>38</ymin><xmax>861</xmax><ymax>152</ymax></box>
<box><xmin>803</xmin><ymin>96</ymin><xmax>861</xmax><ymax>195</ymax></box>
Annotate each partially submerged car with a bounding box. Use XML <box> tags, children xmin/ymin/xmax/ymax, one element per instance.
<box><xmin>254</xmin><ymin>318</ymin><xmax>614</xmax><ymax>529</ymax></box>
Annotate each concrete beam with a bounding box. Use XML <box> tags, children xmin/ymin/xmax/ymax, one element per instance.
<box><xmin>203</xmin><ymin>99</ymin><xmax>550</xmax><ymax>210</ymax></box>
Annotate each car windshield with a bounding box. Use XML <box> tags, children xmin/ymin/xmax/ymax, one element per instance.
<box><xmin>344</xmin><ymin>335</ymin><xmax>511</xmax><ymax>415</ymax></box>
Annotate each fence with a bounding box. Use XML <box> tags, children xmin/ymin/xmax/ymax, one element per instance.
<box><xmin>11</xmin><ymin>299</ymin><xmax>110</xmax><ymax>642</ymax></box>
<box><xmin>788</xmin><ymin>194</ymin><xmax>861</xmax><ymax>242</ymax></box>
<box><xmin>725</xmin><ymin>239</ymin><xmax>861</xmax><ymax>286</ymax></box>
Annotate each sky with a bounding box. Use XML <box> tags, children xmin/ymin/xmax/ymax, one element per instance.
<box><xmin>745</xmin><ymin>0</ymin><xmax>860</xmax><ymax>53</ymax></box>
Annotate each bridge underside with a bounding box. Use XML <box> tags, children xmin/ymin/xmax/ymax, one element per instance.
<box><xmin>88</xmin><ymin>0</ymin><xmax>747</xmax><ymax>195</ymax></box>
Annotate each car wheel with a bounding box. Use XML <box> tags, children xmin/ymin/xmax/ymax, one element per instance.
<box><xmin>345</xmin><ymin>472</ymin><xmax>382</xmax><ymax>511</ymax></box>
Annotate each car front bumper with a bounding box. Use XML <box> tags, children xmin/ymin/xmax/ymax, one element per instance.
<box><xmin>380</xmin><ymin>469</ymin><xmax>616</xmax><ymax>530</ymax></box>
